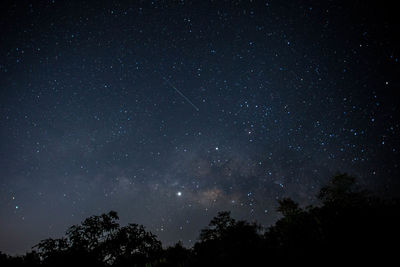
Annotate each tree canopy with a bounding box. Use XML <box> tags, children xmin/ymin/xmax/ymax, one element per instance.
<box><xmin>1</xmin><ymin>173</ymin><xmax>399</xmax><ymax>266</ymax></box>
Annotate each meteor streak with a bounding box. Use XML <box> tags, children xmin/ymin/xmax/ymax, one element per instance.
<box><xmin>160</xmin><ymin>74</ymin><xmax>200</xmax><ymax>112</ymax></box>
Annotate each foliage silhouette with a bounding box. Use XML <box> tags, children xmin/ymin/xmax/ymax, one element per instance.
<box><xmin>32</xmin><ymin>211</ymin><xmax>160</xmax><ymax>267</ymax></box>
<box><xmin>156</xmin><ymin>241</ymin><xmax>190</xmax><ymax>267</ymax></box>
<box><xmin>1</xmin><ymin>173</ymin><xmax>399</xmax><ymax>266</ymax></box>
<box><xmin>192</xmin><ymin>211</ymin><xmax>264</xmax><ymax>266</ymax></box>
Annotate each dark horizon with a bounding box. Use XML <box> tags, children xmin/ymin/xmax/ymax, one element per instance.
<box><xmin>1</xmin><ymin>0</ymin><xmax>399</xmax><ymax>255</ymax></box>
<box><xmin>2</xmin><ymin>174</ymin><xmax>399</xmax><ymax>266</ymax></box>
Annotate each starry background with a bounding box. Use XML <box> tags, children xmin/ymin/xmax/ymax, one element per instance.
<box><xmin>1</xmin><ymin>0</ymin><xmax>399</xmax><ymax>255</ymax></box>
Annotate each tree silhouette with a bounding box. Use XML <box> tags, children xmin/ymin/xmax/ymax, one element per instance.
<box><xmin>265</xmin><ymin>173</ymin><xmax>400</xmax><ymax>264</ymax></box>
<box><xmin>276</xmin><ymin>197</ymin><xmax>301</xmax><ymax>217</ymax></box>
<box><xmin>0</xmin><ymin>250</ymin><xmax>40</xmax><ymax>267</ymax></box>
<box><xmin>33</xmin><ymin>210</ymin><xmax>161</xmax><ymax>266</ymax></box>
<box><xmin>1</xmin><ymin>173</ymin><xmax>399</xmax><ymax>266</ymax></box>
<box><xmin>156</xmin><ymin>241</ymin><xmax>190</xmax><ymax>267</ymax></box>
<box><xmin>198</xmin><ymin>211</ymin><xmax>236</xmax><ymax>242</ymax></box>
<box><xmin>193</xmin><ymin>211</ymin><xmax>264</xmax><ymax>266</ymax></box>
<box><xmin>108</xmin><ymin>223</ymin><xmax>162</xmax><ymax>266</ymax></box>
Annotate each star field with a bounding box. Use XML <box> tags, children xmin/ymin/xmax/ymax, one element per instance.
<box><xmin>0</xmin><ymin>0</ymin><xmax>399</xmax><ymax>254</ymax></box>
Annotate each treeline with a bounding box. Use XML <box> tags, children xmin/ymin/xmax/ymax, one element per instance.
<box><xmin>1</xmin><ymin>174</ymin><xmax>399</xmax><ymax>266</ymax></box>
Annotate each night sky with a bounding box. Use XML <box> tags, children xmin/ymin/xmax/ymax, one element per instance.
<box><xmin>1</xmin><ymin>0</ymin><xmax>399</xmax><ymax>255</ymax></box>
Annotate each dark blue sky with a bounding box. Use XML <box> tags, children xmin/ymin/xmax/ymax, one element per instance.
<box><xmin>1</xmin><ymin>0</ymin><xmax>399</xmax><ymax>254</ymax></box>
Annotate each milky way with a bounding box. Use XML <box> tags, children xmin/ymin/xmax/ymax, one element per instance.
<box><xmin>0</xmin><ymin>0</ymin><xmax>399</xmax><ymax>254</ymax></box>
